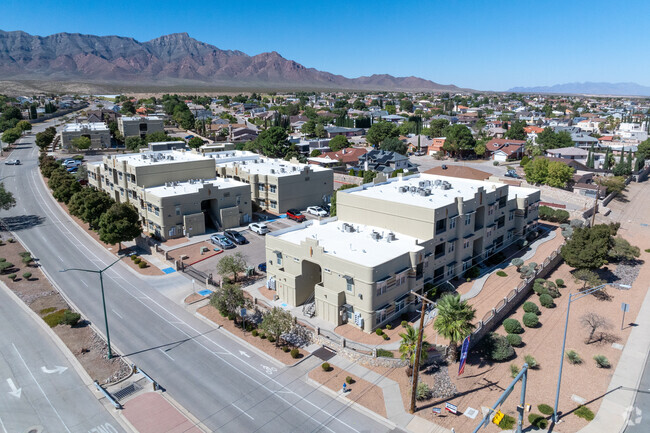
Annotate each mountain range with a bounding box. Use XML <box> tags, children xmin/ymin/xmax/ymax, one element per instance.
<box><xmin>0</xmin><ymin>30</ymin><xmax>461</xmax><ymax>92</ymax></box>
<box><xmin>507</xmin><ymin>82</ymin><xmax>650</xmax><ymax>97</ymax></box>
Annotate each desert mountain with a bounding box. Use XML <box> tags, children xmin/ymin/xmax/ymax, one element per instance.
<box><xmin>507</xmin><ymin>81</ymin><xmax>650</xmax><ymax>97</ymax></box>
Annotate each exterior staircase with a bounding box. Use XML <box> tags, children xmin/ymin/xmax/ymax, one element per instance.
<box><xmin>302</xmin><ymin>293</ymin><xmax>316</xmax><ymax>318</ymax></box>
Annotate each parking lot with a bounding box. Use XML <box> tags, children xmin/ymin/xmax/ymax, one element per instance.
<box><xmin>188</xmin><ymin>211</ymin><xmax>321</xmax><ymax>276</ymax></box>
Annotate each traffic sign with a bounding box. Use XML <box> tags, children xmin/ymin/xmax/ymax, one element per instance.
<box><xmin>492</xmin><ymin>410</ymin><xmax>505</xmax><ymax>425</ymax></box>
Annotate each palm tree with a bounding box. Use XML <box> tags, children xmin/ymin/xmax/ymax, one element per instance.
<box><xmin>399</xmin><ymin>325</ymin><xmax>430</xmax><ymax>376</ymax></box>
<box><xmin>433</xmin><ymin>294</ymin><xmax>476</xmax><ymax>361</ymax></box>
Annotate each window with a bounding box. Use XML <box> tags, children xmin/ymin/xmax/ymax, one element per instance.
<box><xmin>446</xmin><ymin>264</ymin><xmax>455</xmax><ymax>277</ymax></box>
<box><xmin>395</xmin><ymin>299</ymin><xmax>405</xmax><ymax>313</ymax></box>
<box><xmin>434</xmin><ymin>243</ymin><xmax>445</xmax><ymax>259</ymax></box>
<box><xmin>275</xmin><ymin>252</ymin><xmax>282</xmax><ymax>266</ymax></box>
<box><xmin>236</xmin><ymin>195</ymin><xmax>241</xmax><ymax>205</ymax></box>
<box><xmin>509</xmin><ymin>210</ymin><xmax>515</xmax><ymax>221</ymax></box>
<box><xmin>147</xmin><ymin>203</ymin><xmax>152</xmax><ymax>212</ymax></box>
<box><xmin>154</xmin><ymin>206</ymin><xmax>160</xmax><ymax>216</ymax></box>
<box><xmin>498</xmin><ymin>196</ymin><xmax>507</xmax><ymax>209</ymax></box>
<box><xmin>118</xmin><ymin>171</ymin><xmax>123</xmax><ymax>180</ymax></box>
<box><xmin>507</xmin><ymin>231</ymin><xmax>513</xmax><ymax>240</ymax></box>
<box><xmin>176</xmin><ymin>206</ymin><xmax>181</xmax><ymax>216</ymax></box>
<box><xmin>449</xmin><ymin>216</ymin><xmax>457</xmax><ymax>229</ymax></box>
<box><xmin>465</xmin><ymin>214</ymin><xmax>472</xmax><ymax>225</ymax></box>
<box><xmin>462</xmin><ymin>259</ymin><xmax>472</xmax><ymax>271</ymax></box>
<box><xmin>224</xmin><ymin>192</ymin><xmax>230</xmax><ymax>198</ymax></box>
<box><xmin>324</xmin><ymin>268</ymin><xmax>331</xmax><ymax>274</ymax></box>
<box><xmin>258</xmin><ymin>184</ymin><xmax>265</xmax><ymax>192</ymax></box>
<box><xmin>269</xmin><ymin>185</ymin><xmax>277</xmax><ymax>193</ymax></box>
<box><xmin>448</xmin><ymin>241</ymin><xmax>455</xmax><ymax>254</ymax></box>
<box><xmin>488</xmin><ymin>205</ymin><xmax>494</xmax><ymax>216</ymax></box>
<box><xmin>497</xmin><ymin>216</ymin><xmax>505</xmax><ymax>229</ymax></box>
<box><xmin>346</xmin><ymin>279</ymin><xmax>354</xmax><ymax>293</ymax></box>
<box><xmin>270</xmin><ymin>200</ymin><xmax>277</xmax><ymax>209</ymax></box>
<box><xmin>435</xmin><ymin>218</ymin><xmax>446</xmax><ymax>234</ymax></box>
<box><xmin>120</xmin><ymin>188</ymin><xmax>124</xmax><ymax>196</ymax></box>
<box><xmin>376</xmin><ymin>281</ymin><xmax>387</xmax><ymax>296</ymax></box>
<box><xmin>293</xmin><ymin>257</ymin><xmax>299</xmax><ymax>263</ymax></box>
<box><xmin>463</xmin><ymin>239</ymin><xmax>470</xmax><ymax>249</ymax></box>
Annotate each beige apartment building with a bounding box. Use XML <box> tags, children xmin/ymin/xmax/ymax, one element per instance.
<box><xmin>118</xmin><ymin>116</ymin><xmax>164</xmax><ymax>138</ymax></box>
<box><xmin>207</xmin><ymin>151</ymin><xmax>333</xmax><ymax>214</ymax></box>
<box><xmin>61</xmin><ymin>122</ymin><xmax>111</xmax><ymax>150</ymax></box>
<box><xmin>265</xmin><ymin>174</ymin><xmax>540</xmax><ymax>332</ymax></box>
<box><xmin>87</xmin><ymin>150</ymin><xmax>251</xmax><ymax>239</ymax></box>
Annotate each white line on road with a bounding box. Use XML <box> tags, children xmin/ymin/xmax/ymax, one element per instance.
<box><xmin>159</xmin><ymin>348</ymin><xmax>174</xmax><ymax>361</ymax></box>
<box><xmin>0</xmin><ymin>413</ymin><xmax>7</xmax><ymax>433</ymax></box>
<box><xmin>81</xmin><ymin>280</ymin><xmax>88</xmax><ymax>287</ymax></box>
<box><xmin>111</xmin><ymin>309</ymin><xmax>123</xmax><ymax>319</ymax></box>
<box><xmin>12</xmin><ymin>344</ymin><xmax>71</xmax><ymax>433</ymax></box>
<box><xmin>231</xmin><ymin>403</ymin><xmax>254</xmax><ymax>420</ymax></box>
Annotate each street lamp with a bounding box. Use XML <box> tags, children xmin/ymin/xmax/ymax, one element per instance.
<box><xmin>60</xmin><ymin>255</ymin><xmax>130</xmax><ymax>359</ymax></box>
<box><xmin>552</xmin><ymin>282</ymin><xmax>631</xmax><ymax>423</ymax></box>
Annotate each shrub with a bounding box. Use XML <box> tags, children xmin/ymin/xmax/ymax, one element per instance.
<box><xmin>566</xmin><ymin>350</ymin><xmax>582</xmax><ymax>364</ymax></box>
<box><xmin>133</xmin><ymin>257</ymin><xmax>141</xmax><ymax>264</ymax></box>
<box><xmin>510</xmin><ymin>364</ymin><xmax>520</xmax><ymax>378</ymax></box>
<box><xmin>0</xmin><ymin>257</ymin><xmax>4</xmax><ymax>261</ymax></box>
<box><xmin>484</xmin><ymin>333</ymin><xmax>515</xmax><ymax>362</ymax></box>
<box><xmin>61</xmin><ymin>310</ymin><xmax>81</xmax><ymax>326</ymax></box>
<box><xmin>385</xmin><ymin>324</ymin><xmax>392</xmax><ymax>330</ymax></box>
<box><xmin>496</xmin><ymin>270</ymin><xmax>507</xmax><ymax>277</ymax></box>
<box><xmin>528</xmin><ymin>413</ymin><xmax>545</xmax><ymax>428</ymax></box>
<box><xmin>377</xmin><ymin>349</ymin><xmax>394</xmax><ymax>358</ymax></box>
<box><xmin>268</xmin><ymin>335</ymin><xmax>276</xmax><ymax>343</ymax></box>
<box><xmin>321</xmin><ymin>362</ymin><xmax>330</xmax><ymax>371</ymax></box>
<box><xmin>503</xmin><ymin>318</ymin><xmax>523</xmax><ymax>334</ymax></box>
<box><xmin>227</xmin><ymin>313</ymin><xmax>235</xmax><ymax>320</ymax></box>
<box><xmin>138</xmin><ymin>261</ymin><xmax>147</xmax><ymax>268</ymax></box>
<box><xmin>8</xmin><ymin>273</ymin><xmax>16</xmax><ymax>280</ymax></box>
<box><xmin>130</xmin><ymin>255</ymin><xmax>138</xmax><ymax>261</ymax></box>
<box><xmin>511</xmin><ymin>258</ymin><xmax>524</xmax><ymax>269</ymax></box>
<box><xmin>43</xmin><ymin>309</ymin><xmax>66</xmax><ymax>327</ymax></box>
<box><xmin>40</xmin><ymin>307</ymin><xmax>56</xmax><ymax>315</ymax></box>
<box><xmin>555</xmin><ymin>278</ymin><xmax>565</xmax><ymax>287</ymax></box>
<box><xmin>415</xmin><ymin>381</ymin><xmax>431</xmax><ymax>400</ymax></box>
<box><xmin>375</xmin><ymin>328</ymin><xmax>383</xmax><ymax>336</ymax></box>
<box><xmin>401</xmin><ymin>320</ymin><xmax>408</xmax><ymax>328</ymax></box>
<box><xmin>645</xmin><ymin>248</ymin><xmax>650</xmax><ymax>253</ymax></box>
<box><xmin>506</xmin><ymin>334</ymin><xmax>522</xmax><ymax>347</ymax></box>
<box><xmin>290</xmin><ymin>348</ymin><xmax>300</xmax><ymax>358</ymax></box>
<box><xmin>8</xmin><ymin>238</ymin><xmax>14</xmax><ymax>243</ymax></box>
<box><xmin>523</xmin><ymin>312</ymin><xmax>539</xmax><ymax>328</ymax></box>
<box><xmin>22</xmin><ymin>272</ymin><xmax>32</xmax><ymax>280</ymax></box>
<box><xmin>463</xmin><ymin>266</ymin><xmax>480</xmax><ymax>280</ymax></box>
<box><xmin>282</xmin><ymin>346</ymin><xmax>290</xmax><ymax>352</ymax></box>
<box><xmin>252</xmin><ymin>329</ymin><xmax>259</xmax><ymax>336</ymax></box>
<box><xmin>537</xmin><ymin>418</ymin><xmax>549</xmax><ymax>429</ymax></box>
<box><xmin>533</xmin><ymin>282</ymin><xmax>548</xmax><ymax>296</ymax></box>
<box><xmin>21</xmin><ymin>253</ymin><xmax>33</xmax><ymax>264</ymax></box>
<box><xmin>594</xmin><ymin>355</ymin><xmax>610</xmax><ymax>368</ymax></box>
<box><xmin>0</xmin><ymin>261</ymin><xmax>15</xmax><ymax>273</ymax></box>
<box><xmin>498</xmin><ymin>414</ymin><xmax>516</xmax><ymax>430</ymax></box>
<box><xmin>493</xmin><ymin>161</ymin><xmax>499</xmax><ymax>166</ymax></box>
<box><xmin>524</xmin><ymin>354</ymin><xmax>538</xmax><ymax>369</ymax></box>
<box><xmin>523</xmin><ymin>302</ymin><xmax>540</xmax><ymax>315</ymax></box>
<box><xmin>345</xmin><ymin>376</ymin><xmax>354</xmax><ymax>384</ymax></box>
<box><xmin>574</xmin><ymin>405</ymin><xmax>595</xmax><ymax>421</ymax></box>
<box><xmin>540</xmin><ymin>294</ymin><xmax>554</xmax><ymax>308</ymax></box>
<box><xmin>382</xmin><ymin>333</ymin><xmax>389</xmax><ymax>340</ymax></box>
<box><xmin>538</xmin><ymin>404</ymin><xmax>553</xmax><ymax>415</ymax></box>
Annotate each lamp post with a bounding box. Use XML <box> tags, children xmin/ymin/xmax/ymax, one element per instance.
<box><xmin>552</xmin><ymin>282</ymin><xmax>631</xmax><ymax>423</ymax></box>
<box><xmin>60</xmin><ymin>255</ymin><xmax>129</xmax><ymax>359</ymax></box>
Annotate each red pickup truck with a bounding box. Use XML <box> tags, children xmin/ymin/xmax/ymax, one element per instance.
<box><xmin>286</xmin><ymin>209</ymin><xmax>306</xmax><ymax>222</ymax></box>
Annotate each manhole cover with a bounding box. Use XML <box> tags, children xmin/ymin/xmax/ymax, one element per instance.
<box><xmin>113</xmin><ymin>382</ymin><xmax>142</xmax><ymax>401</ymax></box>
<box><xmin>312</xmin><ymin>346</ymin><xmax>336</xmax><ymax>361</ymax></box>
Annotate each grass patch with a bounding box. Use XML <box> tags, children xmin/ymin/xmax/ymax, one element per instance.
<box><xmin>43</xmin><ymin>309</ymin><xmax>66</xmax><ymax>327</ymax></box>
<box><xmin>538</xmin><ymin>404</ymin><xmax>553</xmax><ymax>415</ymax></box>
<box><xmin>496</xmin><ymin>270</ymin><xmax>508</xmax><ymax>277</ymax></box>
<box><xmin>498</xmin><ymin>414</ymin><xmax>516</xmax><ymax>430</ymax></box>
<box><xmin>39</xmin><ymin>307</ymin><xmax>57</xmax><ymax>315</ymax></box>
<box><xmin>376</xmin><ymin>349</ymin><xmax>394</xmax><ymax>358</ymax></box>
<box><xmin>574</xmin><ymin>405</ymin><xmax>595</xmax><ymax>421</ymax></box>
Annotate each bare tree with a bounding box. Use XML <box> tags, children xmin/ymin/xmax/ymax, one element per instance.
<box><xmin>580</xmin><ymin>313</ymin><xmax>612</xmax><ymax>344</ymax></box>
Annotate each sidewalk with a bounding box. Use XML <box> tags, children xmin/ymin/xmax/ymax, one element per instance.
<box><xmin>576</xmin><ymin>278</ymin><xmax>650</xmax><ymax>433</ymax></box>
<box><xmin>121</xmin><ymin>392</ymin><xmax>206</xmax><ymax>433</ymax></box>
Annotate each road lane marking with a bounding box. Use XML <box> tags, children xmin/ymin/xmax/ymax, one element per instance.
<box><xmin>81</xmin><ymin>280</ymin><xmax>88</xmax><ymax>287</ymax></box>
<box><xmin>159</xmin><ymin>348</ymin><xmax>174</xmax><ymax>361</ymax></box>
<box><xmin>0</xmin><ymin>413</ymin><xmax>7</xmax><ymax>433</ymax></box>
<box><xmin>231</xmin><ymin>403</ymin><xmax>254</xmax><ymax>420</ymax></box>
<box><xmin>41</xmin><ymin>365</ymin><xmax>67</xmax><ymax>375</ymax></box>
<box><xmin>6</xmin><ymin>378</ymin><xmax>21</xmax><ymax>398</ymax></box>
<box><xmin>111</xmin><ymin>309</ymin><xmax>123</xmax><ymax>319</ymax></box>
<box><xmin>12</xmin><ymin>344</ymin><xmax>71</xmax><ymax>433</ymax></box>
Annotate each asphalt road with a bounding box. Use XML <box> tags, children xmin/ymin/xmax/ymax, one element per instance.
<box><xmin>1</xmin><ymin>120</ymin><xmax>393</xmax><ymax>432</ymax></box>
<box><xmin>0</xmin><ymin>284</ymin><xmax>125</xmax><ymax>433</ymax></box>
<box><xmin>624</xmin><ymin>348</ymin><xmax>650</xmax><ymax>432</ymax></box>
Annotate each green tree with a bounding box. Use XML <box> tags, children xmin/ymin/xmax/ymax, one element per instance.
<box><xmin>546</xmin><ymin>161</ymin><xmax>573</xmax><ymax>188</ymax></box>
<box><xmin>125</xmin><ymin>136</ymin><xmax>145</xmax><ymax>151</ymax></box>
<box><xmin>254</xmin><ymin>126</ymin><xmax>293</xmax><ymax>158</ymax></box>
<box><xmin>98</xmin><ymin>203</ymin><xmax>142</xmax><ymax>251</ymax></box>
<box><xmin>35</xmin><ymin>128</ymin><xmax>56</xmax><ymax>151</ymax></box>
<box><xmin>505</xmin><ymin>120</ymin><xmax>526</xmax><ymax>140</ymax></box>
<box><xmin>428</xmin><ymin>118</ymin><xmax>450</xmax><ymax>138</ymax></box>
<box><xmin>69</xmin><ymin>188</ymin><xmax>114</xmax><ymax>229</ymax></box>
<box><xmin>474</xmin><ymin>138</ymin><xmax>488</xmax><ymax>157</ymax></box>
<box><xmin>400</xmin><ymin>99</ymin><xmax>414</xmax><ymax>113</ymax></box>
<box><xmin>210</xmin><ymin>282</ymin><xmax>249</xmax><ymax>323</ymax></box>
<box><xmin>310</xmin><ymin>149</ymin><xmax>321</xmax><ymax>157</ymax></box>
<box><xmin>145</xmin><ymin>131</ymin><xmax>176</xmax><ymax>143</ymax></box>
<box><xmin>608</xmin><ymin>237</ymin><xmax>640</xmax><ymax>262</ymax></box>
<box><xmin>16</xmin><ymin>120</ymin><xmax>32</xmax><ymax>133</ymax></box>
<box><xmin>433</xmin><ymin>294</ymin><xmax>476</xmax><ymax>360</ymax></box>
<box><xmin>328</xmin><ymin>135</ymin><xmax>350</xmax><ymax>152</ymax></box>
<box><xmin>0</xmin><ymin>183</ymin><xmax>16</xmax><ymax>210</ymax></box>
<box><xmin>524</xmin><ymin>158</ymin><xmax>549</xmax><ymax>184</ymax></box>
<box><xmin>1</xmin><ymin>128</ymin><xmax>21</xmax><ymax>146</ymax></box>
<box><xmin>188</xmin><ymin>137</ymin><xmax>204</xmax><ymax>149</ymax></box>
<box><xmin>561</xmin><ymin>224</ymin><xmax>618</xmax><ymax>269</ymax></box>
<box><xmin>71</xmin><ymin>136</ymin><xmax>91</xmax><ymax>150</ymax></box>
<box><xmin>353</xmin><ymin>100</ymin><xmax>366</xmax><ymax>110</ymax></box>
<box><xmin>572</xmin><ymin>268</ymin><xmax>604</xmax><ymax>290</ymax></box>
<box><xmin>637</xmin><ymin>138</ymin><xmax>650</xmax><ymax>160</ymax></box>
<box><xmin>120</xmin><ymin>100</ymin><xmax>136</xmax><ymax>115</ymax></box>
<box><xmin>385</xmin><ymin>104</ymin><xmax>397</xmax><ymax>115</ymax></box>
<box><xmin>314</xmin><ymin>123</ymin><xmax>327</xmax><ymax>138</ymax></box>
<box><xmin>380</xmin><ymin>137</ymin><xmax>407</xmax><ymax>154</ymax></box>
<box><xmin>442</xmin><ymin>124</ymin><xmax>476</xmax><ymax>156</ymax></box>
<box><xmin>216</xmin><ymin>252</ymin><xmax>247</xmax><ymax>283</ymax></box>
<box><xmin>399</xmin><ymin>325</ymin><xmax>430</xmax><ymax>371</ymax></box>
<box><xmin>260</xmin><ymin>307</ymin><xmax>293</xmax><ymax>346</ymax></box>
<box><xmin>301</xmin><ymin>120</ymin><xmax>316</xmax><ymax>136</ymax></box>
<box><xmin>366</xmin><ymin>121</ymin><xmax>398</xmax><ymax>146</ymax></box>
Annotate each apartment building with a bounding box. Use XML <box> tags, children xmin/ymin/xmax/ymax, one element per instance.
<box><xmin>207</xmin><ymin>151</ymin><xmax>333</xmax><ymax>214</ymax></box>
<box><xmin>87</xmin><ymin>150</ymin><xmax>251</xmax><ymax>239</ymax></box>
<box><xmin>118</xmin><ymin>116</ymin><xmax>164</xmax><ymax>138</ymax></box>
<box><xmin>61</xmin><ymin>123</ymin><xmax>111</xmax><ymax>149</ymax></box>
<box><xmin>265</xmin><ymin>174</ymin><xmax>540</xmax><ymax>332</ymax></box>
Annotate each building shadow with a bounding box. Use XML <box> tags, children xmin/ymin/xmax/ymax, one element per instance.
<box><xmin>419</xmin><ymin>377</ymin><xmax>504</xmax><ymax>410</ymax></box>
<box><xmin>122</xmin><ymin>329</ymin><xmax>218</xmax><ymax>357</ymax></box>
<box><xmin>1</xmin><ymin>215</ymin><xmax>46</xmax><ymax>231</ymax></box>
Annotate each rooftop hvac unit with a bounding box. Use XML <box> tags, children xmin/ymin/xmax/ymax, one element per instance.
<box><xmin>370</xmin><ymin>231</ymin><xmax>382</xmax><ymax>241</ymax></box>
<box><xmin>270</xmin><ymin>169</ymin><xmax>275</xmax><ymax>174</ymax></box>
<box><xmin>387</xmin><ymin>232</ymin><xmax>396</xmax><ymax>242</ymax></box>
<box><xmin>410</xmin><ymin>186</ymin><xmax>417</xmax><ymax>193</ymax></box>
<box><xmin>419</xmin><ymin>181</ymin><xmax>426</xmax><ymax>188</ymax></box>
<box><xmin>398</xmin><ymin>186</ymin><xmax>408</xmax><ymax>193</ymax></box>
<box><xmin>418</xmin><ymin>188</ymin><xmax>429</xmax><ymax>196</ymax></box>
<box><xmin>442</xmin><ymin>181</ymin><xmax>452</xmax><ymax>190</ymax></box>
<box><xmin>434</xmin><ymin>179</ymin><xmax>442</xmax><ymax>187</ymax></box>
<box><xmin>342</xmin><ymin>223</ymin><xmax>355</xmax><ymax>233</ymax></box>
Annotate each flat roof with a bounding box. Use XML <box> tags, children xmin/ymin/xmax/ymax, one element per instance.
<box><xmin>120</xmin><ymin>116</ymin><xmax>161</xmax><ymax>121</ymax></box>
<box><xmin>144</xmin><ymin>177</ymin><xmax>247</xmax><ymax>198</ymax></box>
<box><xmin>345</xmin><ymin>174</ymin><xmax>538</xmax><ymax>209</ymax></box>
<box><xmin>207</xmin><ymin>150</ymin><xmax>330</xmax><ymax>177</ymax></box>
<box><xmin>63</xmin><ymin>122</ymin><xmax>108</xmax><ymax>132</ymax></box>
<box><xmin>274</xmin><ymin>219</ymin><xmax>423</xmax><ymax>267</ymax></box>
<box><xmin>108</xmin><ymin>150</ymin><xmax>208</xmax><ymax>167</ymax></box>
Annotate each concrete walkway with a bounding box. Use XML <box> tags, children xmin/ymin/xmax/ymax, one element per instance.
<box><xmin>575</xmin><ymin>279</ymin><xmax>650</xmax><ymax>433</ymax></box>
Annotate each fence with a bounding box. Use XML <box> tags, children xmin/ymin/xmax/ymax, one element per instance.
<box><xmin>28</xmin><ymin>103</ymin><xmax>89</xmax><ymax>124</ymax></box>
<box><xmin>469</xmin><ymin>245</ymin><xmax>564</xmax><ymax>348</ymax></box>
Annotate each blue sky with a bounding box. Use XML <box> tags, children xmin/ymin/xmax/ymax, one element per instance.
<box><xmin>1</xmin><ymin>0</ymin><xmax>649</xmax><ymax>90</ymax></box>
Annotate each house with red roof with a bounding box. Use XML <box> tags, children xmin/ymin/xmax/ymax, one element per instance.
<box><xmin>485</xmin><ymin>138</ymin><xmax>526</xmax><ymax>162</ymax></box>
<box><xmin>307</xmin><ymin>147</ymin><xmax>367</xmax><ymax>167</ymax></box>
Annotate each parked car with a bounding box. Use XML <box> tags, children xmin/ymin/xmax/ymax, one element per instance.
<box><xmin>224</xmin><ymin>229</ymin><xmax>248</xmax><ymax>245</ymax></box>
<box><xmin>286</xmin><ymin>208</ymin><xmax>306</xmax><ymax>222</ymax></box>
<box><xmin>210</xmin><ymin>234</ymin><xmax>235</xmax><ymax>249</ymax></box>
<box><xmin>504</xmin><ymin>170</ymin><xmax>520</xmax><ymax>179</ymax></box>
<box><xmin>321</xmin><ymin>203</ymin><xmax>331</xmax><ymax>214</ymax></box>
<box><xmin>66</xmin><ymin>167</ymin><xmax>78</xmax><ymax>173</ymax></box>
<box><xmin>63</xmin><ymin>160</ymin><xmax>82</xmax><ymax>168</ymax></box>
<box><xmin>306</xmin><ymin>206</ymin><xmax>328</xmax><ymax>217</ymax></box>
<box><xmin>248</xmin><ymin>222</ymin><xmax>270</xmax><ymax>235</ymax></box>
<box><xmin>257</xmin><ymin>262</ymin><xmax>267</xmax><ymax>273</ymax></box>
<box><xmin>4</xmin><ymin>159</ymin><xmax>20</xmax><ymax>165</ymax></box>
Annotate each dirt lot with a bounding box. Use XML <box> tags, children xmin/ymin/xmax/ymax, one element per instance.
<box><xmin>197</xmin><ymin>304</ymin><xmax>306</xmax><ymax>366</ymax></box>
<box><xmin>0</xmin><ymin>234</ymin><xmax>129</xmax><ymax>384</ymax></box>
<box><xmin>308</xmin><ymin>364</ymin><xmax>387</xmax><ymax>418</ymax></box>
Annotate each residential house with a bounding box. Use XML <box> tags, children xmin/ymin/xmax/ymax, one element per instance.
<box><xmin>485</xmin><ymin>139</ymin><xmax>526</xmax><ymax>162</ymax></box>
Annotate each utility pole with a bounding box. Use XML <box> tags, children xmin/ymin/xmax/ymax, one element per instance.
<box><xmin>590</xmin><ymin>192</ymin><xmax>598</xmax><ymax>227</ymax></box>
<box><xmin>409</xmin><ymin>291</ymin><xmax>435</xmax><ymax>414</ymax></box>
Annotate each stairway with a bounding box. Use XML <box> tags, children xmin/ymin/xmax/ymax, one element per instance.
<box><xmin>302</xmin><ymin>293</ymin><xmax>316</xmax><ymax>318</ymax></box>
